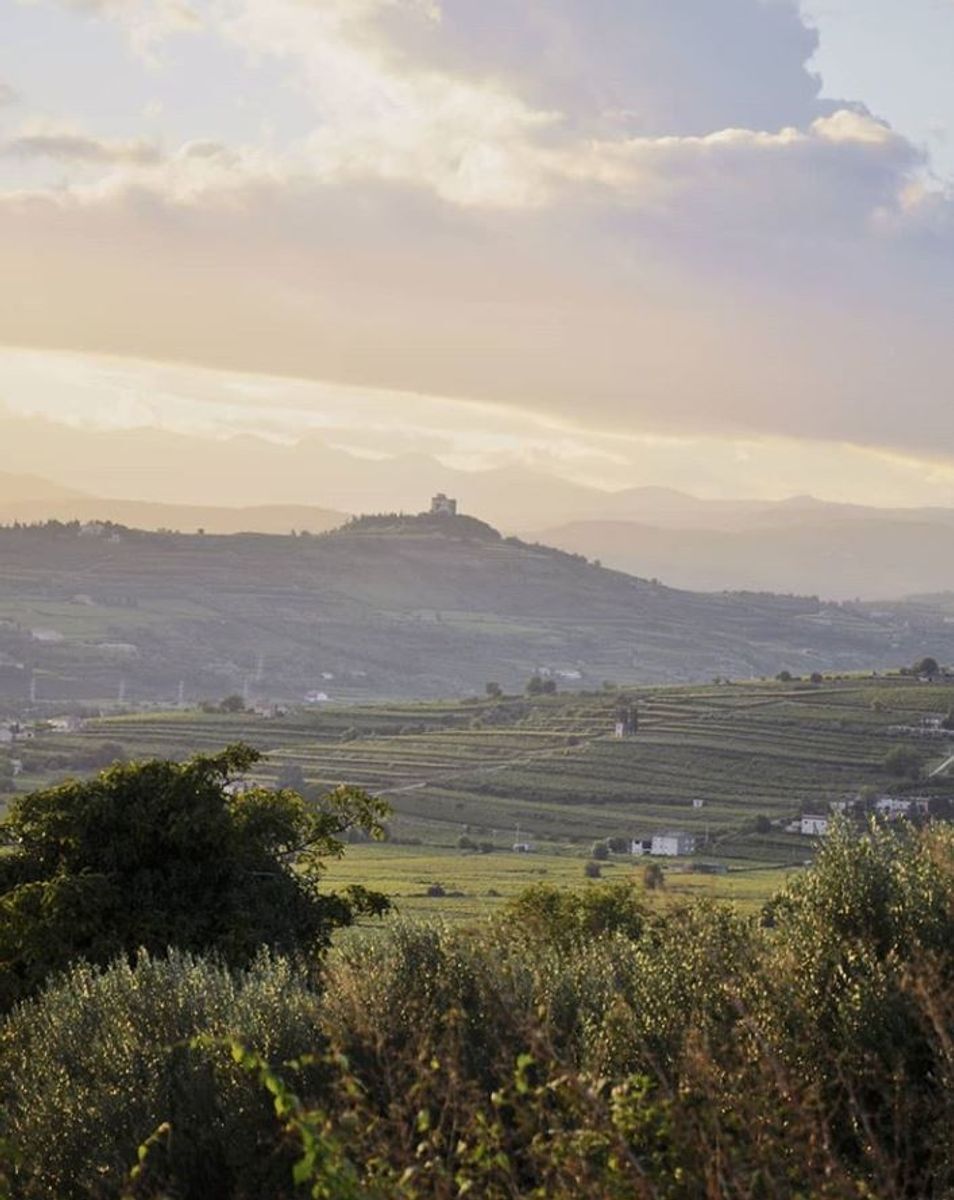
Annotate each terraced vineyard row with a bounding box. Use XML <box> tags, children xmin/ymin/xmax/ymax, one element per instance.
<box><xmin>8</xmin><ymin>675</ymin><xmax>954</xmax><ymax>865</ymax></box>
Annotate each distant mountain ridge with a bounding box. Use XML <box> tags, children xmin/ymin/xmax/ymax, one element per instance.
<box><xmin>3</xmin><ymin>433</ymin><xmax>954</xmax><ymax>600</ymax></box>
<box><xmin>530</xmin><ymin>516</ymin><xmax>954</xmax><ymax>601</ymax></box>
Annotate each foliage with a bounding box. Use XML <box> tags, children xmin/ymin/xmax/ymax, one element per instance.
<box><xmin>1</xmin><ymin>825</ymin><xmax>953</xmax><ymax>1197</ymax></box>
<box><xmin>883</xmin><ymin>744</ymin><xmax>923</xmax><ymax>780</ymax></box>
<box><xmin>0</xmin><ymin>744</ymin><xmax>390</xmax><ymax>1007</ymax></box>
<box><xmin>0</xmin><ymin>950</ymin><xmax>323</xmax><ymax>1199</ymax></box>
<box><xmin>500</xmin><ymin>881</ymin><xmax>646</xmax><ymax>948</ymax></box>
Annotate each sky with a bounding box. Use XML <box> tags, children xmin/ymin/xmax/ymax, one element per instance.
<box><xmin>2</xmin><ymin>0</ymin><xmax>954</xmax><ymax>506</ymax></box>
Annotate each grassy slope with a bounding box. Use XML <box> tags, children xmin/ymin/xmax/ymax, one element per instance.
<box><xmin>1</xmin><ymin>516</ymin><xmax>953</xmax><ymax>705</ymax></box>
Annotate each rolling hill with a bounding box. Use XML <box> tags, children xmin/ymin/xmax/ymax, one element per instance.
<box><xmin>0</xmin><ymin>512</ymin><xmax>952</xmax><ymax>707</ymax></box>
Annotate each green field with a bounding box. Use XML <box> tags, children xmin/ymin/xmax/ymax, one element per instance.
<box><xmin>6</xmin><ymin>674</ymin><xmax>953</xmax><ymax>914</ymax></box>
<box><xmin>320</xmin><ymin>842</ymin><xmax>798</xmax><ymax>922</ymax></box>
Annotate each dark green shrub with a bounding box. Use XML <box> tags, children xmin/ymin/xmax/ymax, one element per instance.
<box><xmin>0</xmin><ymin>950</ymin><xmax>323</xmax><ymax>1199</ymax></box>
<box><xmin>0</xmin><ymin>745</ymin><xmax>389</xmax><ymax>1008</ymax></box>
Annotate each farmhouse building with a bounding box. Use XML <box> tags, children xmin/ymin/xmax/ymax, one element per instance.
<box><xmin>651</xmin><ymin>831</ymin><xmax>696</xmax><ymax>857</ymax></box>
<box><xmin>801</xmin><ymin>814</ymin><xmax>829</xmax><ymax>837</ymax></box>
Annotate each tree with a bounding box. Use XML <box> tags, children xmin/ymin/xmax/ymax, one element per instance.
<box><xmin>0</xmin><ymin>744</ymin><xmax>390</xmax><ymax>1008</ymax></box>
<box><xmin>485</xmin><ymin>682</ymin><xmax>503</xmax><ymax>699</ymax></box>
<box><xmin>220</xmin><ymin>693</ymin><xmax>246</xmax><ymax>713</ymax></box>
<box><xmin>913</xmin><ymin>656</ymin><xmax>940</xmax><ymax>679</ymax></box>
<box><xmin>643</xmin><ymin>862</ymin><xmax>665</xmax><ymax>891</ymax></box>
<box><xmin>810</xmin><ymin>672</ymin><xmax>824</xmax><ymax>685</ymax></box>
<box><xmin>275</xmin><ymin>762</ymin><xmax>307</xmax><ymax>793</ymax></box>
<box><xmin>591</xmin><ymin>840</ymin><xmax>610</xmax><ymax>861</ymax></box>
<box><xmin>776</xmin><ymin>670</ymin><xmax>793</xmax><ymax>683</ymax></box>
<box><xmin>883</xmin><ymin>745</ymin><xmax>923</xmax><ymax>781</ymax></box>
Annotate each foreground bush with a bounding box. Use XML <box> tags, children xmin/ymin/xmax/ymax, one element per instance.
<box><xmin>1</xmin><ymin>825</ymin><xmax>952</xmax><ymax>1198</ymax></box>
<box><xmin>0</xmin><ymin>950</ymin><xmax>322</xmax><ymax>1199</ymax></box>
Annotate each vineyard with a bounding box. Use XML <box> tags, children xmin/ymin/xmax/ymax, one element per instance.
<box><xmin>11</xmin><ymin>676</ymin><xmax>954</xmax><ymax>873</ymax></box>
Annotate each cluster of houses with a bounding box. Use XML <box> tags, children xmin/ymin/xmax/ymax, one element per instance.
<box><xmin>886</xmin><ymin>715</ymin><xmax>952</xmax><ymax>739</ymax></box>
<box><xmin>794</xmin><ymin>794</ymin><xmax>933</xmax><ymax>838</ymax></box>
<box><xmin>0</xmin><ymin>715</ymin><xmax>85</xmax><ymax>747</ymax></box>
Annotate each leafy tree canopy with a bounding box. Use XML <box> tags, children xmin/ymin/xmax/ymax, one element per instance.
<box><xmin>0</xmin><ymin>744</ymin><xmax>390</xmax><ymax>1008</ymax></box>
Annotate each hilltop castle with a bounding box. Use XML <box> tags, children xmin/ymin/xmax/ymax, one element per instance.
<box><xmin>430</xmin><ymin>493</ymin><xmax>458</xmax><ymax>516</ymax></box>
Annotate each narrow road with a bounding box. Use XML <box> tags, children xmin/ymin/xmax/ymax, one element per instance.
<box><xmin>928</xmin><ymin>750</ymin><xmax>954</xmax><ymax>779</ymax></box>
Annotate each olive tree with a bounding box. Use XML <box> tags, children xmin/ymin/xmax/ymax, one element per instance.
<box><xmin>0</xmin><ymin>744</ymin><xmax>389</xmax><ymax>1008</ymax></box>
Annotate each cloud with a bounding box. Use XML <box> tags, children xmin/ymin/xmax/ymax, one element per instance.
<box><xmin>34</xmin><ymin>0</ymin><xmax>201</xmax><ymax>56</ymax></box>
<box><xmin>1</xmin><ymin>133</ymin><xmax>162</xmax><ymax>164</ymax></box>
<box><xmin>369</xmin><ymin>0</ymin><xmax>843</xmax><ymax>137</ymax></box>
<box><xmin>2</xmin><ymin>0</ymin><xmax>954</xmax><ymax>474</ymax></box>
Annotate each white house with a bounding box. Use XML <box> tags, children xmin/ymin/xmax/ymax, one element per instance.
<box><xmin>874</xmin><ymin>796</ymin><xmax>930</xmax><ymax>820</ymax></box>
<box><xmin>651</xmin><ymin>831</ymin><xmax>696</xmax><ymax>857</ymax></box>
<box><xmin>49</xmin><ymin>716</ymin><xmax>83</xmax><ymax>733</ymax></box>
<box><xmin>223</xmin><ymin>778</ymin><xmax>255</xmax><ymax>797</ymax></box>
<box><xmin>801</xmin><ymin>814</ymin><xmax>829</xmax><ymax>837</ymax></box>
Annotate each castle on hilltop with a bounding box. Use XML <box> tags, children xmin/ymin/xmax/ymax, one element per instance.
<box><xmin>430</xmin><ymin>493</ymin><xmax>458</xmax><ymax>516</ymax></box>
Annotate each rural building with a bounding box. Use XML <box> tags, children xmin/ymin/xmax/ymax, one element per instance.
<box><xmin>614</xmin><ymin>704</ymin><xmax>638</xmax><ymax>738</ymax></box>
<box><xmin>651</xmin><ymin>831</ymin><xmax>696</xmax><ymax>857</ymax></box>
<box><xmin>0</xmin><ymin>727</ymin><xmax>13</xmax><ymax>745</ymax></box>
<box><xmin>692</xmin><ymin>798</ymin><xmax>705</xmax><ymax>809</ymax></box>
<box><xmin>801</xmin><ymin>814</ymin><xmax>829</xmax><ymax>837</ymax></box>
<box><xmin>430</xmin><ymin>493</ymin><xmax>458</xmax><ymax>516</ymax></box>
<box><xmin>49</xmin><ymin>716</ymin><xmax>83</xmax><ymax>733</ymax></box>
<box><xmin>630</xmin><ymin>838</ymin><xmax>653</xmax><ymax>856</ymax></box>
<box><xmin>874</xmin><ymin>796</ymin><xmax>930</xmax><ymax>819</ymax></box>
